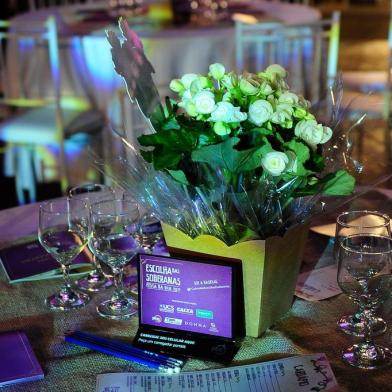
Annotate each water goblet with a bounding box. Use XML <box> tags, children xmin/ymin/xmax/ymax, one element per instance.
<box><xmin>140</xmin><ymin>212</ymin><xmax>163</xmax><ymax>254</ymax></box>
<box><xmin>38</xmin><ymin>198</ymin><xmax>91</xmax><ymax>310</ymax></box>
<box><xmin>335</xmin><ymin>210</ymin><xmax>391</xmax><ymax>337</ymax></box>
<box><xmin>90</xmin><ymin>199</ymin><xmax>141</xmax><ymax>320</ymax></box>
<box><xmin>338</xmin><ymin>234</ymin><xmax>392</xmax><ymax>369</ymax></box>
<box><xmin>69</xmin><ymin>183</ymin><xmax>115</xmax><ymax>292</ymax></box>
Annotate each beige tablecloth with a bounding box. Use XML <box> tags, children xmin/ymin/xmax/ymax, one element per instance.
<box><xmin>1</xmin><ymin>190</ymin><xmax>392</xmax><ymax>391</ymax></box>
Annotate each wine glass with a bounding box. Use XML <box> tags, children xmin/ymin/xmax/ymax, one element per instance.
<box><xmin>38</xmin><ymin>198</ymin><xmax>91</xmax><ymax>310</ymax></box>
<box><xmin>338</xmin><ymin>234</ymin><xmax>392</xmax><ymax>369</ymax></box>
<box><xmin>69</xmin><ymin>184</ymin><xmax>115</xmax><ymax>292</ymax></box>
<box><xmin>90</xmin><ymin>199</ymin><xmax>141</xmax><ymax>320</ymax></box>
<box><xmin>335</xmin><ymin>210</ymin><xmax>391</xmax><ymax>337</ymax></box>
<box><xmin>140</xmin><ymin>212</ymin><xmax>163</xmax><ymax>254</ymax></box>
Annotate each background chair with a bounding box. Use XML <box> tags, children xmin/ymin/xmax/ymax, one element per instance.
<box><xmin>0</xmin><ymin>17</ymin><xmax>104</xmax><ymax>204</ymax></box>
<box><xmin>235</xmin><ymin>11</ymin><xmax>341</xmax><ymax>106</ymax></box>
<box><xmin>28</xmin><ymin>0</ymin><xmax>103</xmax><ymax>10</ymax></box>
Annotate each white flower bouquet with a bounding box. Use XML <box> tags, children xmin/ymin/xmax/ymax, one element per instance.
<box><xmin>103</xmin><ymin>19</ymin><xmax>360</xmax><ymax>337</ymax></box>
<box><xmin>105</xmin><ymin>20</ymin><xmax>355</xmax><ymax>246</ymax></box>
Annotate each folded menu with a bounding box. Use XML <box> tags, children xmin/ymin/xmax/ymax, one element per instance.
<box><xmin>96</xmin><ymin>353</ymin><xmax>339</xmax><ymax>392</ymax></box>
<box><xmin>0</xmin><ymin>331</ymin><xmax>44</xmax><ymax>387</ymax></box>
<box><xmin>0</xmin><ymin>240</ymin><xmax>93</xmax><ymax>283</ymax></box>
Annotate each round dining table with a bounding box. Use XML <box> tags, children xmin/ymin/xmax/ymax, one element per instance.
<box><xmin>0</xmin><ymin>188</ymin><xmax>392</xmax><ymax>391</ymax></box>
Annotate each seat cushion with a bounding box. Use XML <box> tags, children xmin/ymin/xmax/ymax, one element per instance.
<box><xmin>0</xmin><ymin>105</ymin><xmax>104</xmax><ymax>144</ymax></box>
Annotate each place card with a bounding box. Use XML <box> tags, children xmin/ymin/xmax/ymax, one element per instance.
<box><xmin>133</xmin><ymin>253</ymin><xmax>245</xmax><ymax>362</ymax></box>
<box><xmin>295</xmin><ymin>264</ymin><xmax>342</xmax><ymax>301</ymax></box>
<box><xmin>96</xmin><ymin>353</ymin><xmax>340</xmax><ymax>392</ymax></box>
<box><xmin>0</xmin><ymin>240</ymin><xmax>92</xmax><ymax>283</ymax></box>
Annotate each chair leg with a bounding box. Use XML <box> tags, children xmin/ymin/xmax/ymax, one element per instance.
<box><xmin>15</xmin><ymin>145</ymin><xmax>37</xmax><ymax>204</ymax></box>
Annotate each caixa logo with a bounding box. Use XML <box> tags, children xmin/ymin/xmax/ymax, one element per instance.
<box><xmin>102</xmin><ymin>387</ymin><xmax>120</xmax><ymax>392</ymax></box>
<box><xmin>159</xmin><ymin>304</ymin><xmax>174</xmax><ymax>313</ymax></box>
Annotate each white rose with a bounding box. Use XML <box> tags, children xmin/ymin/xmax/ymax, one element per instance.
<box><xmin>295</xmin><ymin>119</ymin><xmax>325</xmax><ymax>148</ymax></box>
<box><xmin>194</xmin><ymin>90</ymin><xmax>216</xmax><ymax>114</ymax></box>
<box><xmin>278</xmin><ymin>92</ymin><xmax>299</xmax><ymax>105</ymax></box>
<box><xmin>210</xmin><ymin>102</ymin><xmax>235</xmax><ymax>122</ymax></box>
<box><xmin>183</xmin><ymin>89</ymin><xmax>192</xmax><ymax>101</ymax></box>
<box><xmin>211</xmin><ymin>102</ymin><xmax>247</xmax><ymax>123</ymax></box>
<box><xmin>261</xmin><ymin>151</ymin><xmax>289</xmax><ymax>176</ymax></box>
<box><xmin>221</xmin><ymin>74</ymin><xmax>236</xmax><ymax>89</ymax></box>
<box><xmin>259</xmin><ymin>81</ymin><xmax>273</xmax><ymax>95</ymax></box>
<box><xmin>271</xmin><ymin>110</ymin><xmax>291</xmax><ymax>125</ymax></box>
<box><xmin>320</xmin><ymin>126</ymin><xmax>333</xmax><ymax>144</ymax></box>
<box><xmin>181</xmin><ymin>73</ymin><xmax>199</xmax><ymax>89</ymax></box>
<box><xmin>231</xmin><ymin>108</ymin><xmax>247</xmax><ymax>122</ymax></box>
<box><xmin>248</xmin><ymin>99</ymin><xmax>273</xmax><ymax>126</ymax></box>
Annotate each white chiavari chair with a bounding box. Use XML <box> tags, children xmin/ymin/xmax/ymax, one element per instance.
<box><xmin>235</xmin><ymin>11</ymin><xmax>341</xmax><ymax>106</ymax></box>
<box><xmin>0</xmin><ymin>17</ymin><xmax>103</xmax><ymax>203</ymax></box>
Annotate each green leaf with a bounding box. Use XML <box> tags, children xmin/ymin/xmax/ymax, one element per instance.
<box><xmin>320</xmin><ymin>170</ymin><xmax>356</xmax><ymax>196</ymax></box>
<box><xmin>150</xmin><ymin>147</ymin><xmax>182</xmax><ymax>170</ymax></box>
<box><xmin>294</xmin><ymin>170</ymin><xmax>355</xmax><ymax>197</ymax></box>
<box><xmin>167</xmin><ymin>169</ymin><xmax>189</xmax><ymax>185</ymax></box>
<box><xmin>284</xmin><ymin>140</ymin><xmax>310</xmax><ymax>163</ymax></box>
<box><xmin>191</xmin><ymin>137</ymin><xmax>273</xmax><ymax>173</ymax></box>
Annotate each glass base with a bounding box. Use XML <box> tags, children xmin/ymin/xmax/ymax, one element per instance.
<box><xmin>76</xmin><ymin>271</ymin><xmax>112</xmax><ymax>293</ymax></box>
<box><xmin>97</xmin><ymin>297</ymin><xmax>138</xmax><ymax>320</ymax></box>
<box><xmin>342</xmin><ymin>343</ymin><xmax>392</xmax><ymax>370</ymax></box>
<box><xmin>46</xmin><ymin>289</ymin><xmax>90</xmax><ymax>311</ymax></box>
<box><xmin>338</xmin><ymin>314</ymin><xmax>387</xmax><ymax>337</ymax></box>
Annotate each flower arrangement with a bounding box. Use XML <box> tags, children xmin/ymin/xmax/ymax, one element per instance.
<box><xmin>105</xmin><ymin>20</ymin><xmax>361</xmax><ymax>336</ymax></box>
<box><xmin>106</xmin><ymin>20</ymin><xmax>355</xmax><ymax>246</ymax></box>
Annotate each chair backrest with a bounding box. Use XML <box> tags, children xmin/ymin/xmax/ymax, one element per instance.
<box><xmin>0</xmin><ymin>16</ymin><xmax>70</xmax><ymax>191</ymax></box>
<box><xmin>0</xmin><ymin>17</ymin><xmax>63</xmax><ymax>120</ymax></box>
<box><xmin>235</xmin><ymin>11</ymin><xmax>341</xmax><ymax>104</ymax></box>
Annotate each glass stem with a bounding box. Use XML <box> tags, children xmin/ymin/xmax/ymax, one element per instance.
<box><xmin>112</xmin><ymin>268</ymin><xmax>125</xmax><ymax>301</ymax></box>
<box><xmin>91</xmin><ymin>255</ymin><xmax>103</xmax><ymax>275</ymax></box>
<box><xmin>358</xmin><ymin>278</ymin><xmax>372</xmax><ymax>345</ymax></box>
<box><xmin>61</xmin><ymin>264</ymin><xmax>72</xmax><ymax>293</ymax></box>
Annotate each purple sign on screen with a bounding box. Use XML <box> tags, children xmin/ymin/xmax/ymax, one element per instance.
<box><xmin>139</xmin><ymin>255</ymin><xmax>233</xmax><ymax>338</ymax></box>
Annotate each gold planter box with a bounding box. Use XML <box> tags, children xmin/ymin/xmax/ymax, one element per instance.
<box><xmin>161</xmin><ymin>222</ymin><xmax>309</xmax><ymax>338</ymax></box>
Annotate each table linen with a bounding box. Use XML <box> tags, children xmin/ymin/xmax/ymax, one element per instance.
<box><xmin>0</xmin><ymin>190</ymin><xmax>392</xmax><ymax>391</ymax></box>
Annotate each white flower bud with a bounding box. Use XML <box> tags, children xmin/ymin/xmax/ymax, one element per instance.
<box><xmin>265</xmin><ymin>64</ymin><xmax>287</xmax><ymax>79</ymax></box>
<box><xmin>209</xmin><ymin>63</ymin><xmax>226</xmax><ymax>80</ymax></box>
<box><xmin>213</xmin><ymin>122</ymin><xmax>231</xmax><ymax>136</ymax></box>
<box><xmin>181</xmin><ymin>73</ymin><xmax>199</xmax><ymax>89</ymax></box>
<box><xmin>169</xmin><ymin>79</ymin><xmax>184</xmax><ymax>94</ymax></box>
<box><xmin>278</xmin><ymin>92</ymin><xmax>299</xmax><ymax>105</ymax></box>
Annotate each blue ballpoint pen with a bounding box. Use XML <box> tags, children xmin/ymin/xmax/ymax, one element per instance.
<box><xmin>65</xmin><ymin>335</ymin><xmax>177</xmax><ymax>373</ymax></box>
<box><xmin>71</xmin><ymin>331</ymin><xmax>184</xmax><ymax>366</ymax></box>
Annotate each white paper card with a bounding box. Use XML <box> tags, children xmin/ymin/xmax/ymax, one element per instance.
<box><xmin>295</xmin><ymin>264</ymin><xmax>342</xmax><ymax>301</ymax></box>
<box><xmin>96</xmin><ymin>353</ymin><xmax>339</xmax><ymax>392</ymax></box>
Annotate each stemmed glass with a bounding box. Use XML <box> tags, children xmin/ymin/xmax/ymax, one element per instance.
<box><xmin>140</xmin><ymin>212</ymin><xmax>163</xmax><ymax>254</ymax></box>
<box><xmin>69</xmin><ymin>184</ymin><xmax>115</xmax><ymax>292</ymax></box>
<box><xmin>335</xmin><ymin>210</ymin><xmax>391</xmax><ymax>337</ymax></box>
<box><xmin>90</xmin><ymin>199</ymin><xmax>141</xmax><ymax>320</ymax></box>
<box><xmin>38</xmin><ymin>198</ymin><xmax>91</xmax><ymax>310</ymax></box>
<box><xmin>337</xmin><ymin>234</ymin><xmax>392</xmax><ymax>369</ymax></box>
